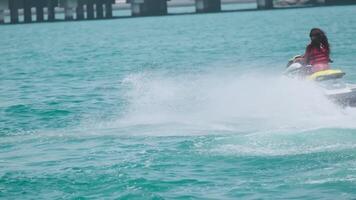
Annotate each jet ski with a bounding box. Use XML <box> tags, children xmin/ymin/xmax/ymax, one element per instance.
<box><xmin>284</xmin><ymin>56</ymin><xmax>356</xmax><ymax>107</ymax></box>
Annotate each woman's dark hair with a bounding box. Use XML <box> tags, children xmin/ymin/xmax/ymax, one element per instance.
<box><xmin>309</xmin><ymin>28</ymin><xmax>330</xmax><ymax>53</ymax></box>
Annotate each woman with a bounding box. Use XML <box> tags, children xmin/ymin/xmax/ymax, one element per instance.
<box><xmin>292</xmin><ymin>28</ymin><xmax>331</xmax><ymax>73</ymax></box>
<box><xmin>300</xmin><ymin>28</ymin><xmax>331</xmax><ymax>73</ymax></box>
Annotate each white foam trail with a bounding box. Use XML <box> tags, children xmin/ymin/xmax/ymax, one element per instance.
<box><xmin>207</xmin><ymin>130</ymin><xmax>356</xmax><ymax>156</ymax></box>
<box><xmin>113</xmin><ymin>70</ymin><xmax>356</xmax><ymax>135</ymax></box>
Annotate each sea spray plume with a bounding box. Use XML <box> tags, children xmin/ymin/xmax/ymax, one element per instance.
<box><xmin>117</xmin><ymin>70</ymin><xmax>356</xmax><ymax>136</ymax></box>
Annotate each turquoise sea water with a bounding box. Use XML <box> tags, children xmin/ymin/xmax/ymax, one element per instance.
<box><xmin>1</xmin><ymin>5</ymin><xmax>356</xmax><ymax>199</ymax></box>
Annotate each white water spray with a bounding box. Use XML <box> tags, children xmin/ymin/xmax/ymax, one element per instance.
<box><xmin>115</xmin><ymin>70</ymin><xmax>356</xmax><ymax>135</ymax></box>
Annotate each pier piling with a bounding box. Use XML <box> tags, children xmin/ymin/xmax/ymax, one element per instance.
<box><xmin>9</xmin><ymin>0</ymin><xmax>19</xmax><ymax>24</ymax></box>
<box><xmin>131</xmin><ymin>0</ymin><xmax>167</xmax><ymax>16</ymax></box>
<box><xmin>0</xmin><ymin>10</ymin><xmax>5</xmax><ymax>24</ymax></box>
<box><xmin>65</xmin><ymin>6</ymin><xmax>74</xmax><ymax>20</ymax></box>
<box><xmin>105</xmin><ymin>0</ymin><xmax>113</xmax><ymax>18</ymax></box>
<box><xmin>0</xmin><ymin>0</ymin><xmax>8</xmax><ymax>24</ymax></box>
<box><xmin>48</xmin><ymin>0</ymin><xmax>57</xmax><ymax>21</ymax></box>
<box><xmin>87</xmin><ymin>0</ymin><xmax>95</xmax><ymax>19</ymax></box>
<box><xmin>96</xmin><ymin>0</ymin><xmax>104</xmax><ymax>19</ymax></box>
<box><xmin>60</xmin><ymin>0</ymin><xmax>78</xmax><ymax>20</ymax></box>
<box><xmin>35</xmin><ymin>0</ymin><xmax>45</xmax><ymax>22</ymax></box>
<box><xmin>195</xmin><ymin>0</ymin><xmax>221</xmax><ymax>13</ymax></box>
<box><xmin>257</xmin><ymin>0</ymin><xmax>273</xmax><ymax>9</ymax></box>
<box><xmin>0</xmin><ymin>10</ymin><xmax>3</xmax><ymax>23</ymax></box>
<box><xmin>24</xmin><ymin>0</ymin><xmax>32</xmax><ymax>23</ymax></box>
<box><xmin>76</xmin><ymin>0</ymin><xmax>84</xmax><ymax>20</ymax></box>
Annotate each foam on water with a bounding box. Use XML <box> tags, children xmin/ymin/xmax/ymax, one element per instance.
<box><xmin>206</xmin><ymin>129</ymin><xmax>356</xmax><ymax>156</ymax></box>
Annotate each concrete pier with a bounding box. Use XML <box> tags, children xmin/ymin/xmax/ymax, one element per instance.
<box><xmin>1</xmin><ymin>0</ymin><xmax>356</xmax><ymax>25</ymax></box>
<box><xmin>131</xmin><ymin>0</ymin><xmax>167</xmax><ymax>16</ymax></box>
<box><xmin>195</xmin><ymin>0</ymin><xmax>221</xmax><ymax>13</ymax></box>
<box><xmin>257</xmin><ymin>0</ymin><xmax>273</xmax><ymax>9</ymax></box>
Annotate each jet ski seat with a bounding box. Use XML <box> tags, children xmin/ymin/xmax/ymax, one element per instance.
<box><xmin>308</xmin><ymin>69</ymin><xmax>346</xmax><ymax>81</ymax></box>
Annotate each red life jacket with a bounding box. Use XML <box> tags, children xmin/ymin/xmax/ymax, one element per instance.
<box><xmin>305</xmin><ymin>44</ymin><xmax>330</xmax><ymax>66</ymax></box>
